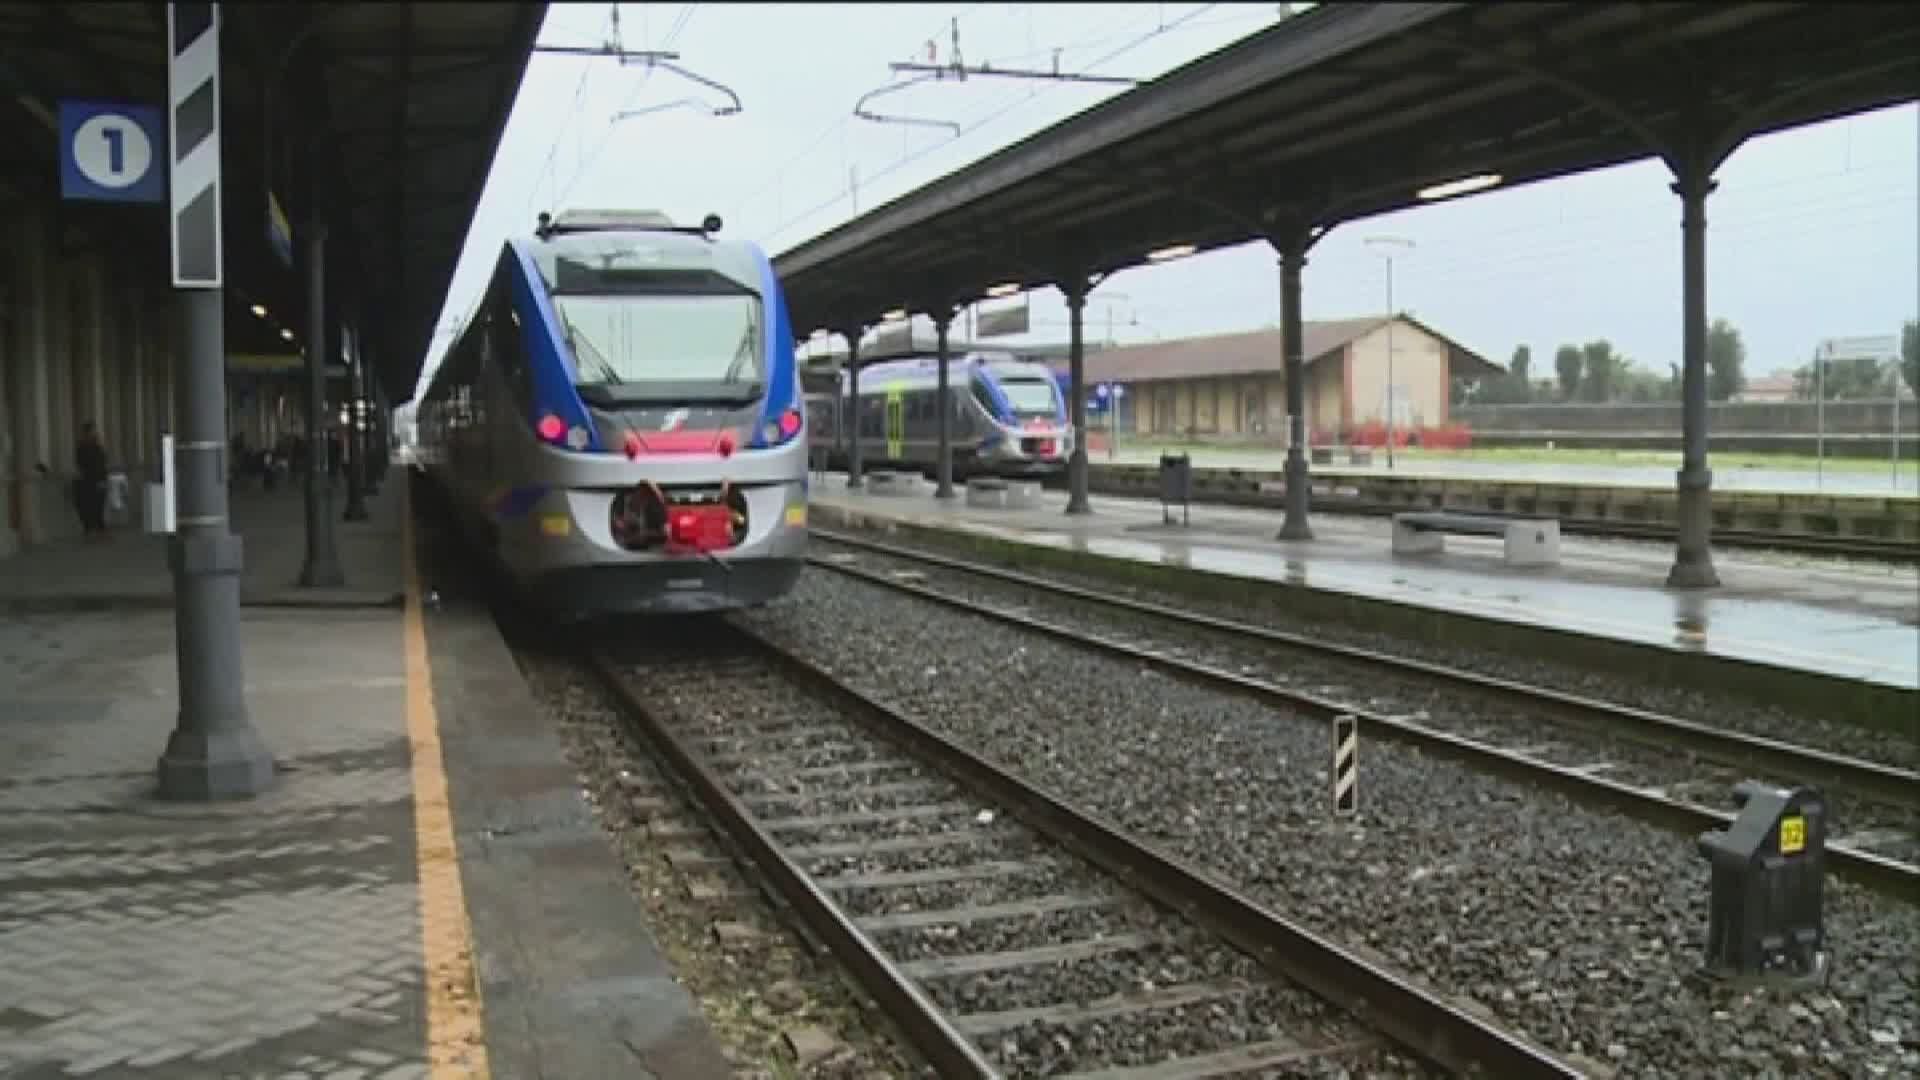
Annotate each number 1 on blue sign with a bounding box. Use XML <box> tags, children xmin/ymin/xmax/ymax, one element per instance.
<box><xmin>103</xmin><ymin>127</ymin><xmax>124</xmax><ymax>174</ymax></box>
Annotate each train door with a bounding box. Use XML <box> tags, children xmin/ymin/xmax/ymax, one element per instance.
<box><xmin>883</xmin><ymin>384</ymin><xmax>905</xmax><ymax>461</ymax></box>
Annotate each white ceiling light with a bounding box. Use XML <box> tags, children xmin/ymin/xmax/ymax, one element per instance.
<box><xmin>280</xmin><ymin>328</ymin><xmax>295</xmax><ymax>342</ymax></box>
<box><xmin>985</xmin><ymin>282</ymin><xmax>1020</xmax><ymax>298</ymax></box>
<box><xmin>1146</xmin><ymin>243</ymin><xmax>1197</xmax><ymax>263</ymax></box>
<box><xmin>1416</xmin><ymin>173</ymin><xmax>1502</xmax><ymax>201</ymax></box>
<box><xmin>250</xmin><ymin>303</ymin><xmax>268</xmax><ymax>318</ymax></box>
<box><xmin>881</xmin><ymin>308</ymin><xmax>908</xmax><ymax>322</ymax></box>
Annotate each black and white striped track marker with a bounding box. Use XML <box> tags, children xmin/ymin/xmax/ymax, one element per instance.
<box><xmin>1332</xmin><ymin>713</ymin><xmax>1358</xmax><ymax>817</ymax></box>
<box><xmin>168</xmin><ymin>2</ymin><xmax>222</xmax><ymax>289</ymax></box>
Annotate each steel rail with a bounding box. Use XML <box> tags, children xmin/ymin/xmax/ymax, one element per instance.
<box><xmin>807</xmin><ymin>542</ymin><xmax>1920</xmax><ymax>902</ymax></box>
<box><xmin>584</xmin><ymin>651</ymin><xmax>999</xmax><ymax>1079</ymax></box>
<box><xmin>812</xmin><ymin>528</ymin><xmax>1920</xmax><ymax>813</ymax></box>
<box><xmin>722</xmin><ymin>620</ymin><xmax>1583</xmax><ymax>1079</ymax></box>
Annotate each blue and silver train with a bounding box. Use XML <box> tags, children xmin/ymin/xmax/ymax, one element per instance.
<box><xmin>414</xmin><ymin>209</ymin><xmax>808</xmax><ymax>618</ymax></box>
<box><xmin>804</xmin><ymin>351</ymin><xmax>1072</xmax><ymax>479</ymax></box>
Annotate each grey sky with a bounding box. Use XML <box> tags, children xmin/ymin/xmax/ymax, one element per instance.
<box><xmin>417</xmin><ymin>2</ymin><xmax>1919</xmax><ymax>397</ymax></box>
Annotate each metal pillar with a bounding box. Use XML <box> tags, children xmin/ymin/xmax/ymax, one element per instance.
<box><xmin>844</xmin><ymin>331</ymin><xmax>864</xmax><ymax>489</ymax></box>
<box><xmin>1666</xmin><ymin>169</ymin><xmax>1720</xmax><ymax>588</ymax></box>
<box><xmin>1065</xmin><ymin>280</ymin><xmax>1091</xmax><ymax>515</ymax></box>
<box><xmin>934</xmin><ymin>310</ymin><xmax>955</xmax><ymax>499</ymax></box>
<box><xmin>155</xmin><ymin>288</ymin><xmax>277</xmax><ymax>800</ymax></box>
<box><xmin>298</xmin><ymin>220</ymin><xmax>345</xmax><ymax>586</ymax></box>
<box><xmin>1276</xmin><ymin>240</ymin><xmax>1314</xmax><ymax>541</ymax></box>
<box><xmin>342</xmin><ymin>326</ymin><xmax>369</xmax><ymax>522</ymax></box>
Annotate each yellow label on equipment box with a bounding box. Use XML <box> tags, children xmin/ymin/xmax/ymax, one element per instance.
<box><xmin>539</xmin><ymin>514</ymin><xmax>571</xmax><ymax>537</ymax></box>
<box><xmin>784</xmin><ymin>504</ymin><xmax>806</xmax><ymax>526</ymax></box>
<box><xmin>1779</xmin><ymin>814</ymin><xmax>1805</xmax><ymax>855</ymax></box>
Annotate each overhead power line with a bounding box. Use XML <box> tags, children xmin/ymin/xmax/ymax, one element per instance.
<box><xmin>852</xmin><ymin>16</ymin><xmax>1143</xmax><ymax>134</ymax></box>
<box><xmin>886</xmin><ymin>59</ymin><xmax>1141</xmax><ymax>86</ymax></box>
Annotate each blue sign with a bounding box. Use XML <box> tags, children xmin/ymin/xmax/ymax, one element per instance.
<box><xmin>59</xmin><ymin>101</ymin><xmax>166</xmax><ymax>204</ymax></box>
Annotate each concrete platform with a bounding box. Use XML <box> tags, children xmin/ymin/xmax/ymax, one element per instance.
<box><xmin>0</xmin><ymin>480</ymin><xmax>404</xmax><ymax>614</ymax></box>
<box><xmin>0</xmin><ymin>476</ymin><xmax>731</xmax><ymax>1078</ymax></box>
<box><xmin>808</xmin><ymin>473</ymin><xmax>1919</xmax><ymax>709</ymax></box>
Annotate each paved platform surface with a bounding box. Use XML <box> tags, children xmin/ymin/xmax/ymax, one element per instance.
<box><xmin>810</xmin><ymin>472</ymin><xmax>1920</xmax><ymax>689</ymax></box>
<box><xmin>0</xmin><ymin>479</ymin><xmax>403</xmax><ymax>613</ymax></box>
<box><xmin>0</xmin><ymin>475</ymin><xmax>731</xmax><ymax>1078</ymax></box>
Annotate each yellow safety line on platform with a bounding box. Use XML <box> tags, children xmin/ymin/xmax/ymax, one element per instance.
<box><xmin>402</xmin><ymin>485</ymin><xmax>493</xmax><ymax>1079</ymax></box>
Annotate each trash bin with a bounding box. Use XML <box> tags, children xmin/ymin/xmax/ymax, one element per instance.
<box><xmin>1158</xmin><ymin>453</ymin><xmax>1191</xmax><ymax>526</ymax></box>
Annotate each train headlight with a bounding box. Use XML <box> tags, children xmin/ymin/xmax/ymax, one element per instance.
<box><xmin>761</xmin><ymin>407</ymin><xmax>803</xmax><ymax>446</ymax></box>
<box><xmin>566</xmin><ymin>425</ymin><xmax>591</xmax><ymax>450</ymax></box>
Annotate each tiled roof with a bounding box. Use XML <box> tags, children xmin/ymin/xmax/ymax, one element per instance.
<box><xmin>1064</xmin><ymin>315</ymin><xmax>1502</xmax><ymax>384</ymax></box>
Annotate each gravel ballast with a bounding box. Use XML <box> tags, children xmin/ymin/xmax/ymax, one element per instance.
<box><xmin>811</xmin><ymin>529</ymin><xmax>1917</xmax><ymax>771</ymax></box>
<box><xmin>812</xmin><ymin>541</ymin><xmax>1920</xmax><ymax>864</ymax></box>
<box><xmin>740</xmin><ymin>569</ymin><xmax>1920</xmax><ymax>1080</ymax></box>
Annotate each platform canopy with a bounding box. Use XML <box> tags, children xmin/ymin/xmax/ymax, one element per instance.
<box><xmin>774</xmin><ymin>2</ymin><xmax>1920</xmax><ymax>335</ymax></box>
<box><xmin>0</xmin><ymin>1</ymin><xmax>546</xmax><ymax>403</ymax></box>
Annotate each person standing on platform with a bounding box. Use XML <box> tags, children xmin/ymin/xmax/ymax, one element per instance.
<box><xmin>73</xmin><ymin>422</ymin><xmax>109</xmax><ymax>540</ymax></box>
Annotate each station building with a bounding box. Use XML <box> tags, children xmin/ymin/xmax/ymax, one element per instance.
<box><xmin>1071</xmin><ymin>315</ymin><xmax>1501</xmax><ymax>441</ymax></box>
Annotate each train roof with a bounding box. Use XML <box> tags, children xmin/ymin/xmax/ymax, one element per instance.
<box><xmin>518</xmin><ymin>214</ymin><xmax>767</xmax><ymax>293</ymax></box>
<box><xmin>853</xmin><ymin>352</ymin><xmax>1056</xmax><ymax>383</ymax></box>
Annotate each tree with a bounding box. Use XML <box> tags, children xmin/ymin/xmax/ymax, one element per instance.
<box><xmin>1509</xmin><ymin>345</ymin><xmax>1534</xmax><ymax>403</ymax></box>
<box><xmin>1903</xmin><ymin>318</ymin><xmax>1917</xmax><ymax>395</ymax></box>
<box><xmin>1554</xmin><ymin>344</ymin><xmax>1582</xmax><ymax>401</ymax></box>
<box><xmin>1794</xmin><ymin>350</ymin><xmax>1887</xmax><ymax>400</ymax></box>
<box><xmin>1706</xmin><ymin>318</ymin><xmax>1746</xmax><ymax>401</ymax></box>
<box><xmin>1581</xmin><ymin>340</ymin><xmax>1621</xmax><ymax>402</ymax></box>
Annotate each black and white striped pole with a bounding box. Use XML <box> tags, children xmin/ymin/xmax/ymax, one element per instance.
<box><xmin>156</xmin><ymin>1</ymin><xmax>277</xmax><ymax>800</ymax></box>
<box><xmin>1332</xmin><ymin>714</ymin><xmax>1358</xmax><ymax>817</ymax></box>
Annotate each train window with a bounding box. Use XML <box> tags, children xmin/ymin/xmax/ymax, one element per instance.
<box><xmin>998</xmin><ymin>377</ymin><xmax>1059</xmax><ymax>417</ymax></box>
<box><xmin>971</xmin><ymin>378</ymin><xmax>997</xmax><ymax>416</ymax></box>
<box><xmin>550</xmin><ymin>287</ymin><xmax>763</xmax><ymax>388</ymax></box>
<box><xmin>488</xmin><ymin>277</ymin><xmax>530</xmax><ymax>407</ymax></box>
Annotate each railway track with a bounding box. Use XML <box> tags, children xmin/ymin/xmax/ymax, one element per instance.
<box><xmin>589</xmin><ymin>619</ymin><xmax>1580</xmax><ymax>1078</ymax></box>
<box><xmin>807</xmin><ymin>528</ymin><xmax>1920</xmax><ymax>901</ymax></box>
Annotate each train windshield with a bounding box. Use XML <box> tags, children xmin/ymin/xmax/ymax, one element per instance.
<box><xmin>998</xmin><ymin>377</ymin><xmax>1059</xmax><ymax>417</ymax></box>
<box><xmin>551</xmin><ymin>288</ymin><xmax>764</xmax><ymax>404</ymax></box>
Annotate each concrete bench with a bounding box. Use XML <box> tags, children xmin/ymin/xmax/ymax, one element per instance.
<box><xmin>965</xmin><ymin>477</ymin><xmax>1041</xmax><ymax>510</ymax></box>
<box><xmin>1392</xmin><ymin>510</ymin><xmax>1561</xmax><ymax>567</ymax></box>
<box><xmin>864</xmin><ymin>471</ymin><xmax>927</xmax><ymax>497</ymax></box>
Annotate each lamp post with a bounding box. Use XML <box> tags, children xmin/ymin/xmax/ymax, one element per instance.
<box><xmin>1364</xmin><ymin>235</ymin><xmax>1415</xmax><ymax>469</ymax></box>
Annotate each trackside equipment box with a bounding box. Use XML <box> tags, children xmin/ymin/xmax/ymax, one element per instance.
<box><xmin>1696</xmin><ymin>781</ymin><xmax>1827</xmax><ymax>985</ymax></box>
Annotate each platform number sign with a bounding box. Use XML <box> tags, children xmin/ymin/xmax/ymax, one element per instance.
<box><xmin>58</xmin><ymin>102</ymin><xmax>166</xmax><ymax>204</ymax></box>
<box><xmin>1331</xmin><ymin>713</ymin><xmax>1358</xmax><ymax>817</ymax></box>
<box><xmin>167</xmin><ymin>2</ymin><xmax>223</xmax><ymax>289</ymax></box>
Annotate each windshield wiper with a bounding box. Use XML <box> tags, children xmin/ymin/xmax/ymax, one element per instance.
<box><xmin>721</xmin><ymin>322</ymin><xmax>756</xmax><ymax>383</ymax></box>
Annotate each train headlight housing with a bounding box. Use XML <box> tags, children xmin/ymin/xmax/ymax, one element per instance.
<box><xmin>761</xmin><ymin>407</ymin><xmax>804</xmax><ymax>446</ymax></box>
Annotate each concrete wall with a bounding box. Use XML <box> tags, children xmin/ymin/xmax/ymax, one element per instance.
<box><xmin>1346</xmin><ymin>321</ymin><xmax>1448</xmax><ymax>429</ymax></box>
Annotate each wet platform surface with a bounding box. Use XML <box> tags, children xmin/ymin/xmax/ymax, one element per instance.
<box><xmin>1099</xmin><ymin>444</ymin><xmax>1920</xmax><ymax>496</ymax></box>
<box><xmin>809</xmin><ymin>473</ymin><xmax>1920</xmax><ymax>689</ymax></box>
<box><xmin>0</xmin><ymin>481</ymin><xmax>403</xmax><ymax>613</ymax></box>
<box><xmin>0</xmin><ymin>474</ymin><xmax>730</xmax><ymax>1078</ymax></box>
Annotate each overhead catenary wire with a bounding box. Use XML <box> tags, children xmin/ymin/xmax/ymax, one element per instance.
<box><xmin>728</xmin><ymin>3</ymin><xmax>997</xmax><ymax>215</ymax></box>
<box><xmin>766</xmin><ymin>2</ymin><xmax>1225</xmax><ymax>246</ymax></box>
<box><xmin>553</xmin><ymin>3</ymin><xmax>706</xmax><ymax>211</ymax></box>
